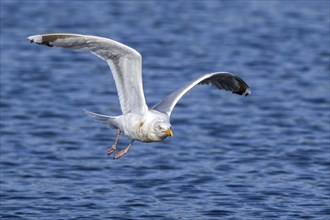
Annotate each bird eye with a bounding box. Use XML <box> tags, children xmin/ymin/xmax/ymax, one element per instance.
<box><xmin>158</xmin><ymin>125</ymin><xmax>163</xmax><ymax>130</ymax></box>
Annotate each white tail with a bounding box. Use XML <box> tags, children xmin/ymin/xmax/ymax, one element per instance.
<box><xmin>84</xmin><ymin>110</ymin><xmax>118</xmax><ymax>128</ymax></box>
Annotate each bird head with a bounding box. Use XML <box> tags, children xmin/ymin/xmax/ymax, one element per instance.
<box><xmin>154</xmin><ymin>121</ymin><xmax>173</xmax><ymax>138</ymax></box>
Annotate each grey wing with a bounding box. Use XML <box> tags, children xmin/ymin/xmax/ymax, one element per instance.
<box><xmin>152</xmin><ymin>72</ymin><xmax>251</xmax><ymax>116</ymax></box>
<box><xmin>27</xmin><ymin>33</ymin><xmax>148</xmax><ymax>114</ymax></box>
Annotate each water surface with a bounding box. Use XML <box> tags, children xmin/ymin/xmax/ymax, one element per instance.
<box><xmin>1</xmin><ymin>1</ymin><xmax>329</xmax><ymax>219</ymax></box>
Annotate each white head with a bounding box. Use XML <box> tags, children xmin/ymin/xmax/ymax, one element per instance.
<box><xmin>154</xmin><ymin>121</ymin><xmax>173</xmax><ymax>139</ymax></box>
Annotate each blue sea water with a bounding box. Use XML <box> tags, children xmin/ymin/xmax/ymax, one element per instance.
<box><xmin>1</xmin><ymin>0</ymin><xmax>329</xmax><ymax>219</ymax></box>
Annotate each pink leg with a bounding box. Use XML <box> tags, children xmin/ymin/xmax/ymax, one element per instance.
<box><xmin>107</xmin><ymin>129</ymin><xmax>121</xmax><ymax>155</ymax></box>
<box><xmin>114</xmin><ymin>140</ymin><xmax>134</xmax><ymax>160</ymax></box>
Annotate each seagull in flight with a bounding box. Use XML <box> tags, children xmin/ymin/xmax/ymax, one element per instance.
<box><xmin>28</xmin><ymin>33</ymin><xmax>251</xmax><ymax>159</ymax></box>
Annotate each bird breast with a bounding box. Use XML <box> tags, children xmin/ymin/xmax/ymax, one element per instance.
<box><xmin>117</xmin><ymin>111</ymin><xmax>168</xmax><ymax>142</ymax></box>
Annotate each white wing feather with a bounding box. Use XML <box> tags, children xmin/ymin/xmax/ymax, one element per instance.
<box><xmin>153</xmin><ymin>72</ymin><xmax>251</xmax><ymax>116</ymax></box>
<box><xmin>27</xmin><ymin>33</ymin><xmax>148</xmax><ymax>114</ymax></box>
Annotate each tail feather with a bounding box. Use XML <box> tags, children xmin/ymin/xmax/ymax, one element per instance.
<box><xmin>84</xmin><ymin>110</ymin><xmax>118</xmax><ymax>128</ymax></box>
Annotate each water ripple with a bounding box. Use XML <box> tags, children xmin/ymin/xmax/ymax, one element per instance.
<box><xmin>1</xmin><ymin>1</ymin><xmax>329</xmax><ymax>219</ymax></box>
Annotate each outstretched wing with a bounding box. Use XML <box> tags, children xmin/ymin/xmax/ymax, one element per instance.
<box><xmin>27</xmin><ymin>33</ymin><xmax>148</xmax><ymax>114</ymax></box>
<box><xmin>153</xmin><ymin>72</ymin><xmax>251</xmax><ymax>116</ymax></box>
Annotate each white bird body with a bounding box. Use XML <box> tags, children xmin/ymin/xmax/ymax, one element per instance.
<box><xmin>28</xmin><ymin>33</ymin><xmax>251</xmax><ymax>159</ymax></box>
<box><xmin>115</xmin><ymin>110</ymin><xmax>170</xmax><ymax>142</ymax></box>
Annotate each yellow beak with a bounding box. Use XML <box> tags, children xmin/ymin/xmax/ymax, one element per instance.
<box><xmin>164</xmin><ymin>128</ymin><xmax>173</xmax><ymax>137</ymax></box>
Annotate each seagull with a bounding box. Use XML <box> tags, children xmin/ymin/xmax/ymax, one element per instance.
<box><xmin>28</xmin><ymin>33</ymin><xmax>251</xmax><ymax>159</ymax></box>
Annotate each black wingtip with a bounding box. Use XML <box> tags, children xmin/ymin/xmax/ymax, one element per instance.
<box><xmin>233</xmin><ymin>88</ymin><xmax>251</xmax><ymax>96</ymax></box>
